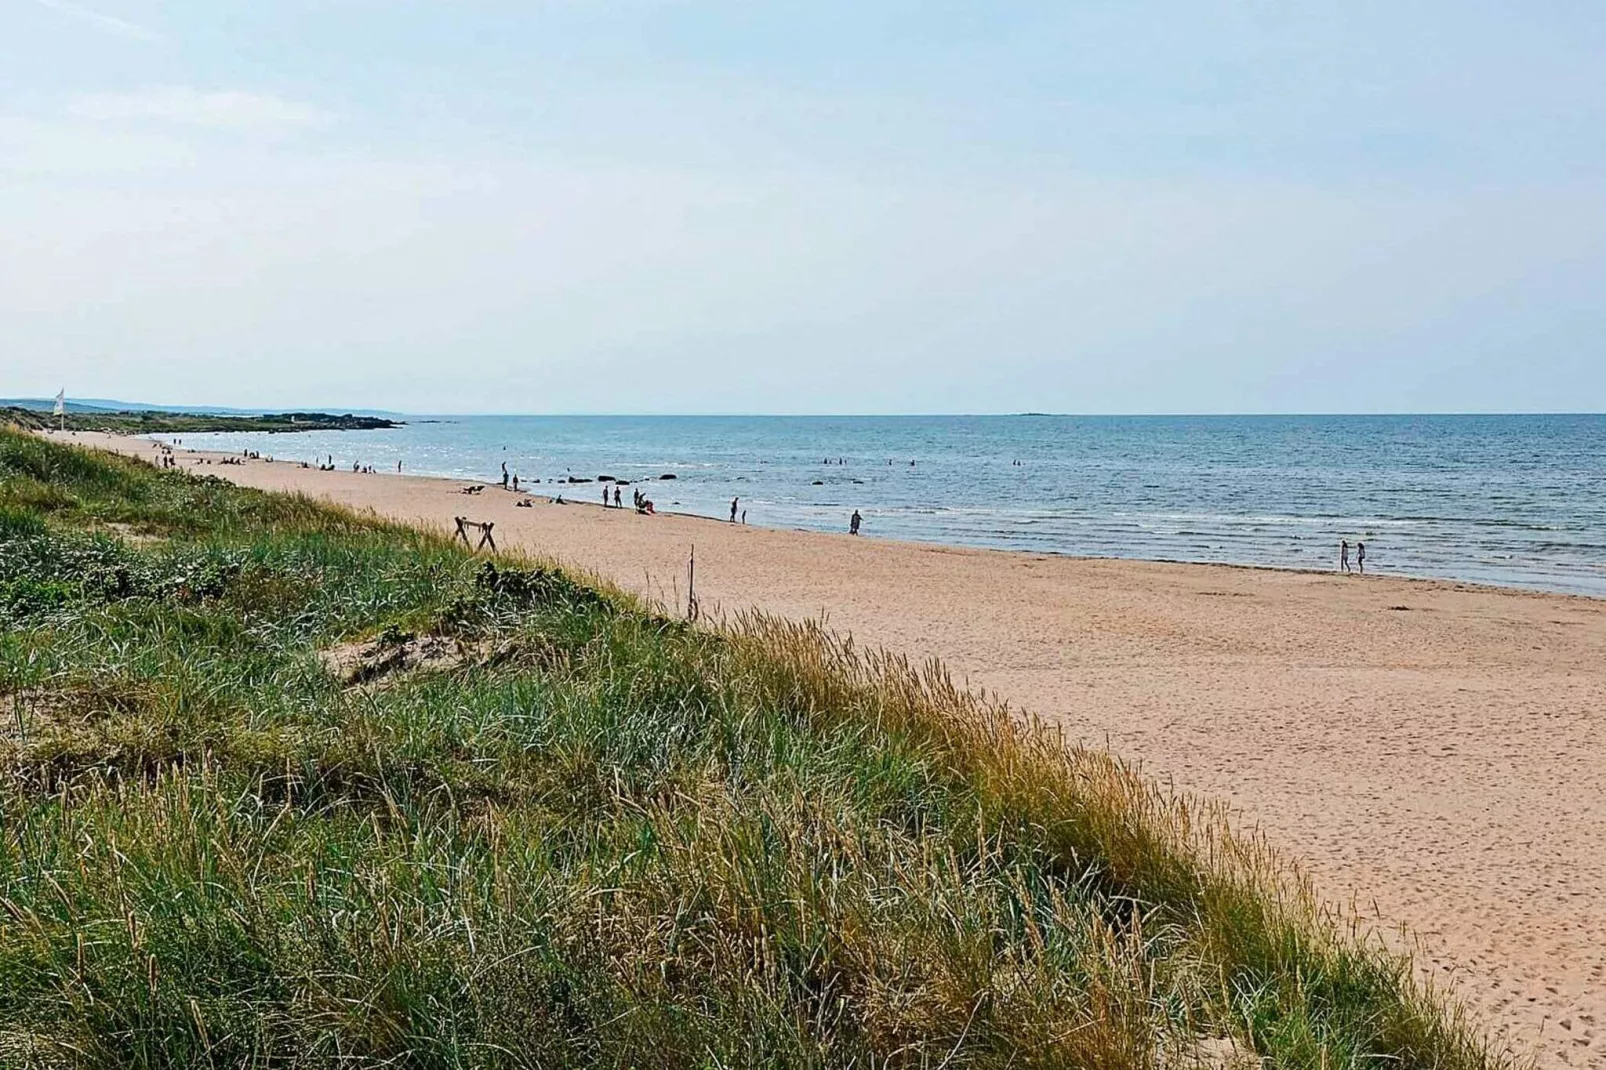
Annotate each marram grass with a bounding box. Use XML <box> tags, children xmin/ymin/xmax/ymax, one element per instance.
<box><xmin>0</xmin><ymin>428</ymin><xmax>1515</xmax><ymax>1068</ymax></box>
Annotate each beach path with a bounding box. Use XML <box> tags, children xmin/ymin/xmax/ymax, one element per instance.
<box><xmin>51</xmin><ymin>433</ymin><xmax>1606</xmax><ymax>1069</ymax></box>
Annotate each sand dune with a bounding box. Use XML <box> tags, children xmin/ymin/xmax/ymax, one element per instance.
<box><xmin>50</xmin><ymin>430</ymin><xmax>1606</xmax><ymax>1068</ymax></box>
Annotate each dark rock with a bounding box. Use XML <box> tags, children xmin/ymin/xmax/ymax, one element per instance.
<box><xmin>659</xmin><ymin>473</ymin><xmax>677</xmax><ymax>480</ymax></box>
<box><xmin>598</xmin><ymin>475</ymin><xmax>617</xmax><ymax>482</ymax></box>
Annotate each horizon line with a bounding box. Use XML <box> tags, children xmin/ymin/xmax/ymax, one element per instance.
<box><xmin>16</xmin><ymin>398</ymin><xmax>1606</xmax><ymax>420</ymax></box>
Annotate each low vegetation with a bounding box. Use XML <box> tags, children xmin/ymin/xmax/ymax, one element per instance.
<box><xmin>0</xmin><ymin>428</ymin><xmax>1508</xmax><ymax>1068</ymax></box>
<box><xmin>2</xmin><ymin>407</ymin><xmax>398</xmax><ymax>435</ymax></box>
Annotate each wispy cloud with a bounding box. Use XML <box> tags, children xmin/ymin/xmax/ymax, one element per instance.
<box><xmin>69</xmin><ymin>87</ymin><xmax>330</xmax><ymax>130</ymax></box>
<box><xmin>32</xmin><ymin>0</ymin><xmax>160</xmax><ymax>42</ymax></box>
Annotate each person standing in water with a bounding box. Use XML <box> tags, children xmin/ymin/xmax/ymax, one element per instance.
<box><xmin>1356</xmin><ymin>542</ymin><xmax>1366</xmax><ymax>574</ymax></box>
<box><xmin>1340</xmin><ymin>540</ymin><xmax>1351</xmax><ymax>573</ymax></box>
<box><xmin>849</xmin><ymin>510</ymin><xmax>862</xmax><ymax>535</ymax></box>
<box><xmin>729</xmin><ymin>497</ymin><xmax>739</xmax><ymax>523</ymax></box>
<box><xmin>613</xmin><ymin>486</ymin><xmax>622</xmax><ymax>508</ymax></box>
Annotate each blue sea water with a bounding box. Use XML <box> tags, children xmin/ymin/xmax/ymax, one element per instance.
<box><xmin>153</xmin><ymin>414</ymin><xmax>1606</xmax><ymax>596</ymax></box>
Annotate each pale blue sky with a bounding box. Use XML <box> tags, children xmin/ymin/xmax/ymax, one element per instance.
<box><xmin>4</xmin><ymin>1</ymin><xmax>1603</xmax><ymax>413</ymax></box>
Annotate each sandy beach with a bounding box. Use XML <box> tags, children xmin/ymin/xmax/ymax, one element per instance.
<box><xmin>46</xmin><ymin>430</ymin><xmax>1606</xmax><ymax>1068</ymax></box>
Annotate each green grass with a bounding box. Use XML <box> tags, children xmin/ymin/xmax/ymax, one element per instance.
<box><xmin>0</xmin><ymin>428</ymin><xmax>1511</xmax><ymax>1068</ymax></box>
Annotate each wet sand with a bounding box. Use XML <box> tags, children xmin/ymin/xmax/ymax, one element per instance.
<box><xmin>46</xmin><ymin>430</ymin><xmax>1606</xmax><ymax>1067</ymax></box>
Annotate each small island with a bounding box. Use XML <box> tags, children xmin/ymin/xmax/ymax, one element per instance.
<box><xmin>2</xmin><ymin>407</ymin><xmax>401</xmax><ymax>434</ymax></box>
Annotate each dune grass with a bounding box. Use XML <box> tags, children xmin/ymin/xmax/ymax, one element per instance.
<box><xmin>0</xmin><ymin>428</ymin><xmax>1511</xmax><ymax>1068</ymax></box>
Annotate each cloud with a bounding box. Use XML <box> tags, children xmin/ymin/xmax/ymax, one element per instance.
<box><xmin>68</xmin><ymin>87</ymin><xmax>330</xmax><ymax>130</ymax></box>
<box><xmin>32</xmin><ymin>0</ymin><xmax>159</xmax><ymax>42</ymax></box>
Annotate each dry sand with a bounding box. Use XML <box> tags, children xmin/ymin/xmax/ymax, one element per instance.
<box><xmin>46</xmin><ymin>431</ymin><xmax>1606</xmax><ymax>1067</ymax></box>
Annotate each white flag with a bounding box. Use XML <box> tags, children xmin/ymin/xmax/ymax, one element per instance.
<box><xmin>52</xmin><ymin>389</ymin><xmax>65</xmax><ymax>416</ymax></box>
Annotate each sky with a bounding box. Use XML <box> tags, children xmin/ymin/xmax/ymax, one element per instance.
<box><xmin>2</xmin><ymin>1</ymin><xmax>1604</xmax><ymax>414</ymax></box>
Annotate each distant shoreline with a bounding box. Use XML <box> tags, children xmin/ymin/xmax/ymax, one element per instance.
<box><xmin>4</xmin><ymin>407</ymin><xmax>400</xmax><ymax>435</ymax></box>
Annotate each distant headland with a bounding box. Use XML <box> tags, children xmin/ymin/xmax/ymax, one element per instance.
<box><xmin>2</xmin><ymin>406</ymin><xmax>401</xmax><ymax>434</ymax></box>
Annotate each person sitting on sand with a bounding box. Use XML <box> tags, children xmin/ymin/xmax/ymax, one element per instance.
<box><xmin>1341</xmin><ymin>540</ymin><xmax>1351</xmax><ymax>573</ymax></box>
<box><xmin>1357</xmin><ymin>542</ymin><xmax>1366</xmax><ymax>574</ymax></box>
<box><xmin>850</xmin><ymin>510</ymin><xmax>862</xmax><ymax>535</ymax></box>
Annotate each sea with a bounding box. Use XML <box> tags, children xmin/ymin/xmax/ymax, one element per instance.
<box><xmin>149</xmin><ymin>414</ymin><xmax>1606</xmax><ymax>597</ymax></box>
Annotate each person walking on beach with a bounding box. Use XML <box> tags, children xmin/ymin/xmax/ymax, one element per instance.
<box><xmin>730</xmin><ymin>497</ymin><xmax>739</xmax><ymax>523</ymax></box>
<box><xmin>501</xmin><ymin>462</ymin><xmax>509</xmax><ymax>490</ymax></box>
<box><xmin>1340</xmin><ymin>540</ymin><xmax>1351</xmax><ymax>573</ymax></box>
<box><xmin>849</xmin><ymin>510</ymin><xmax>862</xmax><ymax>535</ymax></box>
<box><xmin>1356</xmin><ymin>542</ymin><xmax>1366</xmax><ymax>574</ymax></box>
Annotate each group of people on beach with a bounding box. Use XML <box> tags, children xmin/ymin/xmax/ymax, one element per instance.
<box><xmin>1340</xmin><ymin>539</ymin><xmax>1367</xmax><ymax>574</ymax></box>
<box><xmin>149</xmin><ymin>442</ymin><xmax>223</xmax><ymax>469</ymax></box>
<box><xmin>489</xmin><ymin>459</ymin><xmax>665</xmax><ymax>513</ymax></box>
<box><xmin>301</xmin><ymin>455</ymin><xmax>403</xmax><ymax>475</ymax></box>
